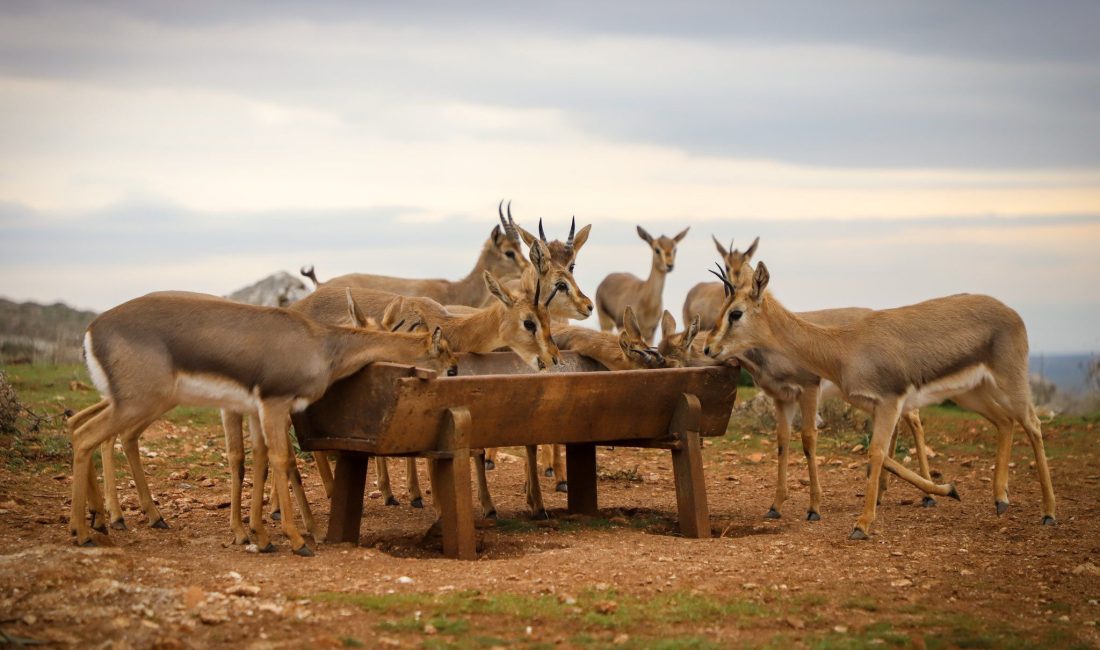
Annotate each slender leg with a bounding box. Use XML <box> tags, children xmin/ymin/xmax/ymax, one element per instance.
<box><xmin>851</xmin><ymin>400</ymin><xmax>903</xmax><ymax>540</ymax></box>
<box><xmin>268</xmin><ymin>472</ymin><xmax>281</xmax><ymax>521</ymax></box>
<box><xmin>326</xmin><ymin>452</ymin><xmax>369</xmax><ymax>544</ymax></box>
<box><xmin>878</xmin><ymin>422</ymin><xmax>902</xmax><ymax>504</ymax></box>
<box><xmin>263</xmin><ymin>405</ymin><xmax>310</xmax><ymax>555</ymax></box>
<box><xmin>1020</xmin><ymin>404</ymin><xmax>1056</xmax><ymax>525</ymax></box>
<box><xmin>766</xmin><ymin>398</ymin><xmax>796</xmax><ymax>519</ymax></box>
<box><xmin>118</xmin><ymin>416</ymin><xmax>167</xmax><ymax>528</ymax></box>
<box><xmin>314</xmin><ymin>451</ymin><xmax>335</xmax><ymax>497</ymax></box>
<box><xmin>99</xmin><ymin>436</ymin><xmax>122</xmax><ymax>531</ymax></box>
<box><xmin>472</xmin><ymin>451</ymin><xmax>497</xmax><ymax>518</ymax></box>
<box><xmin>288</xmin><ymin>453</ymin><xmax>319</xmax><ymax>539</ymax></box>
<box><xmin>540</xmin><ymin>444</ymin><xmax>554</xmax><ymax>477</ymax></box>
<box><xmin>406</xmin><ymin>458</ymin><xmax>424</xmax><ymax>508</ymax></box>
<box><xmin>565</xmin><ymin>443</ymin><xmax>598</xmax><ymax>516</ymax></box>
<box><xmin>70</xmin><ymin>404</ymin><xmax>121</xmax><ymax>546</ymax></box>
<box><xmin>524</xmin><ymin>444</ymin><xmax>548</xmax><ymax>518</ymax></box>
<box><xmin>87</xmin><ymin>449</ymin><xmax>109</xmax><ymax>533</ymax></box>
<box><xmin>376</xmin><ymin>458</ymin><xmax>399</xmax><ymax>506</ymax></box>
<box><xmin>552</xmin><ymin>444</ymin><xmax>567</xmax><ymax>493</ymax></box>
<box><xmin>484</xmin><ymin>447</ymin><xmax>497</xmax><ymax>471</ymax></box>
<box><xmin>222</xmin><ymin>410</ymin><xmax>250</xmax><ymax>545</ymax></box>
<box><xmin>248</xmin><ymin>413</ymin><xmax>274</xmax><ymax>552</ymax></box>
<box><xmin>799</xmin><ymin>388</ymin><xmax>823</xmax><ymax>521</ymax></box>
<box><xmin>902</xmin><ymin>410</ymin><xmax>937</xmax><ymax>507</ymax></box>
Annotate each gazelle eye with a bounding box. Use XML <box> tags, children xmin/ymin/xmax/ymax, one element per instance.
<box><xmin>555</xmin><ymin>282</ymin><xmax>568</xmax><ymax>292</ymax></box>
<box><xmin>568</xmin><ymin>264</ymin><xmax>575</xmax><ymax>273</ymax></box>
<box><xmin>524</xmin><ymin>319</ymin><xmax>536</xmax><ymax>332</ymax></box>
<box><xmin>729</xmin><ymin>310</ymin><xmax>743</xmax><ymax>323</ymax></box>
<box><xmin>447</xmin><ymin>366</ymin><xmax>458</xmax><ymax>377</ymax></box>
<box><xmin>505</xmin><ymin>251</ymin><xmax>516</xmax><ymax>259</ymax></box>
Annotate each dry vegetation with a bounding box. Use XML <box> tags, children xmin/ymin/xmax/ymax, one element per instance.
<box><xmin>1</xmin><ymin>363</ymin><xmax>1098</xmax><ymax>649</ymax></box>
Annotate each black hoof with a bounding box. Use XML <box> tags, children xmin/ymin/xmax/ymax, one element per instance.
<box><xmin>532</xmin><ymin>509</ymin><xmax>550</xmax><ymax>521</ymax></box>
<box><xmin>259</xmin><ymin>542</ymin><xmax>278</xmax><ymax>553</ymax></box>
<box><xmin>293</xmin><ymin>545</ymin><xmax>315</xmax><ymax>557</ymax></box>
<box><xmin>764</xmin><ymin>507</ymin><xmax>781</xmax><ymax>520</ymax></box>
<box><xmin>384</xmin><ymin>496</ymin><xmax>400</xmax><ymax>507</ymax></box>
<box><xmin>946</xmin><ymin>484</ymin><xmax>961</xmax><ymax>501</ymax></box>
<box><xmin>270</xmin><ymin>510</ymin><xmax>282</xmax><ymax>521</ymax></box>
<box><xmin>78</xmin><ymin>538</ymin><xmax>97</xmax><ymax>548</ymax></box>
<box><xmin>995</xmin><ymin>500</ymin><xmax>1010</xmax><ymax>516</ymax></box>
<box><xmin>922</xmin><ymin>496</ymin><xmax>937</xmax><ymax>508</ymax></box>
<box><xmin>410</xmin><ymin>497</ymin><xmax>424</xmax><ymax>509</ymax></box>
<box><xmin>151</xmin><ymin>518</ymin><xmax>170</xmax><ymax>530</ymax></box>
<box><xmin>544</xmin><ymin>467</ymin><xmax>555</xmax><ymax>478</ymax></box>
<box><xmin>92</xmin><ymin>523</ymin><xmax>109</xmax><ymax>535</ymax></box>
<box><xmin>486</xmin><ymin>510</ymin><xmax>498</xmax><ymax>520</ymax></box>
<box><xmin>1041</xmin><ymin>515</ymin><xmax>1056</xmax><ymax>526</ymax></box>
<box><xmin>848</xmin><ymin>528</ymin><xmax>869</xmax><ymax>540</ymax></box>
<box><xmin>110</xmin><ymin>518</ymin><xmax>127</xmax><ymax>530</ymax></box>
<box><xmin>485</xmin><ymin>459</ymin><xmax>495</xmax><ymax>471</ymax></box>
<box><xmin>806</xmin><ymin>510</ymin><xmax>821</xmax><ymax>522</ymax></box>
<box><xmin>555</xmin><ymin>481</ymin><xmax>568</xmax><ymax>493</ymax></box>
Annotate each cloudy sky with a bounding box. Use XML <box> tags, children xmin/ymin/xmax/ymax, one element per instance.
<box><xmin>1</xmin><ymin>1</ymin><xmax>1098</xmax><ymax>353</ymax></box>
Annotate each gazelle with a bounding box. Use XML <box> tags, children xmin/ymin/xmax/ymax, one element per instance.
<box><xmin>704</xmin><ymin>262</ymin><xmax>1057</xmax><ymax>538</ymax></box>
<box><xmin>383</xmin><ymin>265</ymin><xmax>562</xmax><ymax>516</ymax></box>
<box><xmin>301</xmin><ymin>201</ymin><xmax>530</xmax><ymax>306</ymax></box>
<box><xmin>68</xmin><ymin>291</ymin><xmax>455</xmax><ymax>554</ymax></box>
<box><xmin>595</xmin><ymin>225</ymin><xmax>689</xmax><ymax>344</ymax></box>
<box><xmin>553</xmin><ymin>306</ymin><xmax>665</xmax><ymax>372</ymax></box>
<box><xmin>682</xmin><ymin>236</ymin><xmax>759</xmax><ymax>331</ymax></box>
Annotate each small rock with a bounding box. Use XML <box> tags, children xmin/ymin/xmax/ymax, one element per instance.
<box><xmin>961</xmin><ymin>459</ymin><xmax>974</xmax><ymax>468</ymax></box>
<box><xmin>423</xmin><ymin>623</ymin><xmax>438</xmax><ymax>635</ymax></box>
<box><xmin>594</xmin><ymin>582</ymin><xmax>609</xmax><ymax>591</ymax></box>
<box><xmin>747</xmin><ymin>452</ymin><xmax>765</xmax><ymax>464</ymax></box>
<box><xmin>182</xmin><ymin>586</ymin><xmax>205</xmax><ymax>609</ymax></box>
<box><xmin>613</xmin><ymin>633</ymin><xmax>630</xmax><ymax>645</ymax></box>
<box><xmin>742</xmin><ymin>582</ymin><xmax>759</xmax><ymax>590</ymax></box>
<box><xmin>786</xmin><ymin>616</ymin><xmax>805</xmax><ymax>629</ymax></box>
<box><xmin>834</xmin><ymin>625</ymin><xmax>849</xmax><ymax>634</ymax></box>
<box><xmin>368</xmin><ymin>490</ymin><xmax>383</xmax><ymax>499</ymax></box>
<box><xmin>1073</xmin><ymin>562</ymin><xmax>1100</xmax><ymax>576</ymax></box>
<box><xmin>890</xmin><ymin>579</ymin><xmax>913</xmax><ymax>588</ymax></box>
<box><xmin>22</xmin><ymin>614</ymin><xmax>37</xmax><ymax>625</ymax></box>
<box><xmin>397</xmin><ymin>576</ymin><xmax>414</xmax><ymax>585</ymax></box>
<box><xmin>199</xmin><ymin>608</ymin><xmax>229</xmax><ymax>625</ymax></box>
<box><xmin>851</xmin><ymin>444</ymin><xmax>864</xmax><ymax>453</ymax></box>
<box><xmin>225</xmin><ymin>584</ymin><xmax>260</xmax><ymax>597</ymax></box>
<box><xmin>245</xmin><ymin>544</ymin><xmax>261</xmax><ymax>554</ymax></box>
<box><xmin>594</xmin><ymin>600</ymin><xmax>618</xmax><ymax>614</ymax></box>
<box><xmin>201</xmin><ymin>478</ymin><xmax>216</xmax><ymax>488</ymax></box>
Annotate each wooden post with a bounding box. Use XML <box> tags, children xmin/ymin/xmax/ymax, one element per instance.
<box><xmin>565</xmin><ymin>443</ymin><xmax>598</xmax><ymax>516</ymax></box>
<box><xmin>428</xmin><ymin>407</ymin><xmax>477</xmax><ymax>560</ymax></box>
<box><xmin>669</xmin><ymin>393</ymin><xmax>710</xmax><ymax>538</ymax></box>
<box><xmin>325</xmin><ymin>451</ymin><xmax>369</xmax><ymax>544</ymax></box>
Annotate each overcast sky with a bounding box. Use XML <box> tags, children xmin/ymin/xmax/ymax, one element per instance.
<box><xmin>1</xmin><ymin>1</ymin><xmax>1098</xmax><ymax>353</ymax></box>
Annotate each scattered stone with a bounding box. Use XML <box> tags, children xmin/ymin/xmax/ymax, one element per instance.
<box><xmin>226</xmin><ymin>584</ymin><xmax>260</xmax><ymax>597</ymax></box>
<box><xmin>182</xmin><ymin>586</ymin><xmax>205</xmax><ymax>609</ymax></box>
<box><xmin>961</xmin><ymin>459</ymin><xmax>974</xmax><ymax>468</ymax></box>
<box><xmin>201</xmin><ymin>478</ymin><xmax>216</xmax><ymax>488</ymax></box>
<box><xmin>397</xmin><ymin>576</ymin><xmax>415</xmax><ymax>585</ymax></box>
<box><xmin>199</xmin><ymin>607</ymin><xmax>229</xmax><ymax>625</ymax></box>
<box><xmin>423</xmin><ymin>623</ymin><xmax>438</xmax><ymax>635</ymax></box>
<box><xmin>786</xmin><ymin>616</ymin><xmax>806</xmax><ymax>629</ymax></box>
<box><xmin>851</xmin><ymin>444</ymin><xmax>864</xmax><ymax>454</ymax></box>
<box><xmin>22</xmin><ymin>614</ymin><xmax>37</xmax><ymax>625</ymax></box>
<box><xmin>747</xmin><ymin>453</ymin><xmax>765</xmax><ymax>464</ymax></box>
<box><xmin>368</xmin><ymin>490</ymin><xmax>383</xmax><ymax>499</ymax></box>
<box><xmin>169</xmin><ymin>470</ymin><xmax>190</xmax><ymax>481</ymax></box>
<box><xmin>594</xmin><ymin>582</ymin><xmax>609</xmax><ymax>591</ymax></box>
<box><xmin>890</xmin><ymin>579</ymin><xmax>913</xmax><ymax>588</ymax></box>
<box><xmin>834</xmin><ymin>625</ymin><xmax>849</xmax><ymax>634</ymax></box>
<box><xmin>245</xmin><ymin>544</ymin><xmax>261</xmax><ymax>554</ymax></box>
<box><xmin>594</xmin><ymin>600</ymin><xmax>618</xmax><ymax>614</ymax></box>
<box><xmin>613</xmin><ymin>633</ymin><xmax>630</xmax><ymax>645</ymax></box>
<box><xmin>1073</xmin><ymin>562</ymin><xmax>1100</xmax><ymax>577</ymax></box>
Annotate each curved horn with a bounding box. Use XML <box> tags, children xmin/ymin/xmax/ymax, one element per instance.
<box><xmin>498</xmin><ymin>199</ymin><xmax>509</xmax><ymax>234</ymax></box>
<box><xmin>538</xmin><ymin>218</ymin><xmax>547</xmax><ymax>242</ymax></box>
<box><xmin>566</xmin><ymin>216</ymin><xmax>576</xmax><ymax>251</ymax></box>
<box><xmin>505</xmin><ymin>201</ymin><xmax>521</xmax><ymax>243</ymax></box>
<box><xmin>709</xmin><ymin>262</ymin><xmax>736</xmax><ymax>297</ymax></box>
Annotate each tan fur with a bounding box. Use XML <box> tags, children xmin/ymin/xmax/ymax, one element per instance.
<box><xmin>595</xmin><ymin>225</ymin><xmax>689</xmax><ymax>344</ymax></box>
<box><xmin>705</xmin><ymin>263</ymin><xmax>1057</xmax><ymax>538</ymax></box>
<box><xmin>69</xmin><ymin>292</ymin><xmax>455</xmax><ymax>554</ymax></box>
<box><xmin>553</xmin><ymin>307</ymin><xmax>665</xmax><ymax>371</ymax></box>
<box><xmin>682</xmin><ymin>236</ymin><xmax>759</xmax><ymax>331</ymax></box>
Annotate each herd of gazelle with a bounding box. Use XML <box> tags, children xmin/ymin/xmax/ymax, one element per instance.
<box><xmin>67</xmin><ymin>201</ymin><xmax>1056</xmax><ymax>553</ymax></box>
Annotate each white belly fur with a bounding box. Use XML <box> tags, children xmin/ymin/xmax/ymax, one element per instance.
<box><xmin>903</xmin><ymin>363</ymin><xmax>994</xmax><ymax>411</ymax></box>
<box><xmin>174</xmin><ymin>373</ymin><xmax>261</xmax><ymax>413</ymax></box>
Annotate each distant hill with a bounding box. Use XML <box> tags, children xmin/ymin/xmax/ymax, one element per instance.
<box><xmin>1030</xmin><ymin>354</ymin><xmax>1098</xmax><ymax>396</ymax></box>
<box><xmin>0</xmin><ymin>298</ymin><xmax>97</xmax><ymax>364</ymax></box>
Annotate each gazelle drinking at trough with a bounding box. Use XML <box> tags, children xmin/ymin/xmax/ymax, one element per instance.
<box><xmin>703</xmin><ymin>262</ymin><xmax>1056</xmax><ymax>538</ymax></box>
<box><xmin>682</xmin><ymin>236</ymin><xmax>759</xmax><ymax>331</ymax></box>
<box><xmin>301</xmin><ymin>201</ymin><xmax>530</xmax><ymax>307</ymax></box>
<box><xmin>383</xmin><ymin>263</ymin><xmax>563</xmax><ymax>516</ymax></box>
<box><xmin>68</xmin><ymin>291</ymin><xmax>456</xmax><ymax>555</ymax></box>
<box><xmin>595</xmin><ymin>225</ymin><xmax>689</xmax><ymax>344</ymax></box>
<box><xmin>553</xmin><ymin>306</ymin><xmax>666</xmax><ymax>372</ymax></box>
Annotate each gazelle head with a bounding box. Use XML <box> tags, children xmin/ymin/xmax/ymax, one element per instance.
<box><xmin>516</xmin><ymin>221</ymin><xmax>594</xmax><ymax>320</ymax></box>
<box><xmin>619</xmin><ymin>306</ymin><xmax>666</xmax><ymax>369</ymax></box>
<box><xmin>713</xmin><ymin>235</ymin><xmax>759</xmax><ymax>289</ymax></box>
<box><xmin>487</xmin><ymin>200</ymin><xmax>531</xmax><ymax>281</ymax></box>
<box><xmin>657</xmin><ymin>310</ymin><xmax>702</xmax><ymax>368</ymax></box>
<box><xmin>346</xmin><ymin>289</ymin><xmax>459</xmax><ymax>377</ymax></box>
<box><xmin>638</xmin><ymin>225</ymin><xmax>689</xmax><ymax>274</ymax></box>
<box><xmin>703</xmin><ymin>260</ymin><xmax>772</xmax><ymax>361</ymax></box>
<box><xmin>484</xmin><ymin>270</ymin><xmax>561</xmax><ymax>371</ymax></box>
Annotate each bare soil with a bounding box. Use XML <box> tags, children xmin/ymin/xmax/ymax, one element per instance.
<box><xmin>1</xmin><ymin>395</ymin><xmax>1099</xmax><ymax>649</ymax></box>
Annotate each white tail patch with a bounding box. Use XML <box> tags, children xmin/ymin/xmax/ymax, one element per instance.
<box><xmin>84</xmin><ymin>332</ymin><xmax>112</xmax><ymax>399</ymax></box>
<box><xmin>903</xmin><ymin>363</ymin><xmax>995</xmax><ymax>411</ymax></box>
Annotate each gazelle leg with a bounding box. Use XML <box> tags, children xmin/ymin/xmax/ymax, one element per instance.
<box><xmin>552</xmin><ymin>444</ymin><xmax>567</xmax><ymax>493</ymax></box>
<box><xmin>376</xmin><ymin>458</ymin><xmax>399</xmax><ymax>506</ymax></box>
<box><xmin>87</xmin><ymin>449</ymin><xmax>109</xmax><ymax>534</ymax></box>
<box><xmin>525</xmin><ymin>445</ymin><xmax>548</xmax><ymax>518</ymax></box>
<box><xmin>314</xmin><ymin>451</ymin><xmax>335</xmax><ymax>497</ymax></box>
<box><xmin>799</xmin><ymin>388</ymin><xmax>823</xmax><ymax>520</ymax></box>
<box><xmin>766</xmin><ymin>398</ymin><xmax>796</xmax><ymax>519</ymax></box>
<box><xmin>248</xmin><ymin>413</ymin><xmax>274</xmax><ymax>552</ymax></box>
<box><xmin>99</xmin><ymin>436</ymin><xmax>123</xmax><ymax>530</ymax></box>
<box><xmin>1021</xmin><ymin>404</ymin><xmax>1056</xmax><ymax>525</ymax></box>
<box><xmin>472</xmin><ymin>451</ymin><xmax>497</xmax><ymax>518</ymax></box>
<box><xmin>407</xmin><ymin>458</ymin><xmax>424</xmax><ymax>508</ymax></box>
<box><xmin>540</xmin><ymin>444</ymin><xmax>554</xmax><ymax>477</ymax></box>
<box><xmin>118</xmin><ymin>416</ymin><xmax>167</xmax><ymax>529</ymax></box>
<box><xmin>851</xmin><ymin>400</ymin><xmax>903</xmax><ymax>540</ymax></box>
<box><xmin>221</xmin><ymin>410</ymin><xmax>250</xmax><ymax>545</ymax></box>
<box><xmin>484</xmin><ymin>447</ymin><xmax>497</xmax><ymax>471</ymax></box>
<box><xmin>288</xmin><ymin>453</ymin><xmax>319</xmax><ymax>539</ymax></box>
<box><xmin>902</xmin><ymin>410</ymin><xmax>937</xmax><ymax>507</ymax></box>
<box><xmin>263</xmin><ymin>405</ymin><xmax>310</xmax><ymax>555</ymax></box>
<box><xmin>878</xmin><ymin>423</ymin><xmax>902</xmax><ymax>504</ymax></box>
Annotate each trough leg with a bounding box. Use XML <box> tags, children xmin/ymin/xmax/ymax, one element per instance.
<box><xmin>325</xmin><ymin>451</ymin><xmax>369</xmax><ymax>545</ymax></box>
<box><xmin>565</xmin><ymin>443</ymin><xmax>598</xmax><ymax>516</ymax></box>
<box><xmin>428</xmin><ymin>408</ymin><xmax>477</xmax><ymax>560</ymax></box>
<box><xmin>670</xmin><ymin>393</ymin><xmax>710</xmax><ymax>538</ymax></box>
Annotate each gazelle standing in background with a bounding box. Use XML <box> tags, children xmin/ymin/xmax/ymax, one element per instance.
<box><xmin>595</xmin><ymin>225</ymin><xmax>689</xmax><ymax>344</ymax></box>
<box><xmin>682</xmin><ymin>236</ymin><xmax>758</xmax><ymax>331</ymax></box>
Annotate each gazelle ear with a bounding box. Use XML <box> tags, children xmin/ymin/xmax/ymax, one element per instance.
<box><xmin>529</xmin><ymin>239</ymin><xmax>551</xmax><ymax>274</ymax></box>
<box><xmin>636</xmin><ymin>225</ymin><xmax>654</xmax><ymax>245</ymax></box>
<box><xmin>751</xmin><ymin>261</ymin><xmax>770</xmax><ymax>302</ymax></box>
<box><xmin>491</xmin><ymin>224</ymin><xmax>504</xmax><ymax>247</ymax></box>
<box><xmin>712</xmin><ymin>235</ymin><xmax>729</xmax><ymax>257</ymax></box>
<box><xmin>484</xmin><ymin>271</ymin><xmax>514</xmax><ymax>308</ymax></box>
<box><xmin>517</xmin><ymin>225</ymin><xmax>538</xmax><ymax>247</ymax></box>
<box><xmin>673</xmin><ymin>226</ymin><xmax>690</xmax><ymax>243</ymax></box>
<box><xmin>571</xmin><ymin>224</ymin><xmax>592</xmax><ymax>254</ymax></box>
<box><xmin>346</xmin><ymin>289</ymin><xmax>369</xmax><ymax>328</ymax></box>
<box><xmin>660</xmin><ymin>310</ymin><xmax>676</xmax><ymax>339</ymax></box>
<box><xmin>623</xmin><ymin>306</ymin><xmax>643</xmax><ymax>339</ymax></box>
<box><xmin>743</xmin><ymin>236</ymin><xmax>760</xmax><ymax>262</ymax></box>
<box><xmin>381</xmin><ymin>297</ymin><xmax>405</xmax><ymax>331</ymax></box>
<box><xmin>684</xmin><ymin>314</ymin><xmax>701</xmax><ymax>349</ymax></box>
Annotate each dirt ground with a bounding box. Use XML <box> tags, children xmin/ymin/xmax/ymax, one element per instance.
<box><xmin>1</xmin><ymin>379</ymin><xmax>1099</xmax><ymax>649</ymax></box>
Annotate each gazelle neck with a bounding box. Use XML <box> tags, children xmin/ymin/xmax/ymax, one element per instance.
<box><xmin>754</xmin><ymin>296</ymin><xmax>844</xmax><ymax>385</ymax></box>
<box><xmin>446</xmin><ymin>302</ymin><xmax>507</xmax><ymax>353</ymax></box>
<box><xmin>325</xmin><ymin>328</ymin><xmax>425</xmax><ymax>383</ymax></box>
